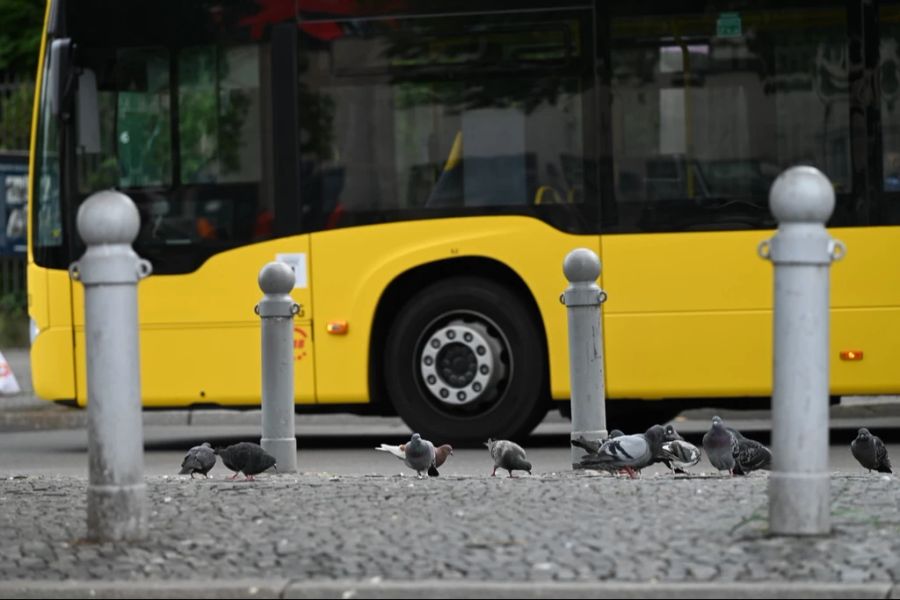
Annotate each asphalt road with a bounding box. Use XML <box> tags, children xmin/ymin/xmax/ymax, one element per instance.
<box><xmin>0</xmin><ymin>418</ymin><xmax>895</xmax><ymax>479</ymax></box>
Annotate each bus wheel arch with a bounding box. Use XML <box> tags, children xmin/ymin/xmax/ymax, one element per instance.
<box><xmin>372</xmin><ymin>259</ymin><xmax>551</xmax><ymax>443</ymax></box>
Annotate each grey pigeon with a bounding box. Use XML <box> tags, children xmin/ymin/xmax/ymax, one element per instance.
<box><xmin>702</xmin><ymin>416</ymin><xmax>736</xmax><ymax>473</ymax></box>
<box><xmin>658</xmin><ymin>439</ymin><xmax>702</xmax><ymax>473</ymax></box>
<box><xmin>702</xmin><ymin>416</ymin><xmax>771</xmax><ymax>476</ymax></box>
<box><xmin>656</xmin><ymin>424</ymin><xmax>698</xmax><ymax>474</ymax></box>
<box><xmin>485</xmin><ymin>439</ymin><xmax>531</xmax><ymax>477</ymax></box>
<box><xmin>215</xmin><ymin>442</ymin><xmax>277</xmax><ymax>480</ymax></box>
<box><xmin>851</xmin><ymin>428</ymin><xmax>892</xmax><ymax>474</ymax></box>
<box><xmin>376</xmin><ymin>440</ymin><xmax>452</xmax><ymax>476</ymax></box>
<box><xmin>401</xmin><ymin>433</ymin><xmax>436</xmax><ymax>478</ymax></box>
<box><xmin>571</xmin><ymin>429</ymin><xmax>625</xmax><ymax>457</ymax></box>
<box><xmin>179</xmin><ymin>442</ymin><xmax>216</xmax><ymax>478</ymax></box>
<box><xmin>577</xmin><ymin>425</ymin><xmax>667</xmax><ymax>478</ymax></box>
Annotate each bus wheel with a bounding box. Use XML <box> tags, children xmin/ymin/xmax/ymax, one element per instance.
<box><xmin>384</xmin><ymin>278</ymin><xmax>548</xmax><ymax>444</ymax></box>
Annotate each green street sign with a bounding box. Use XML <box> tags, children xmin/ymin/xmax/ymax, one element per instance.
<box><xmin>717</xmin><ymin>12</ymin><xmax>742</xmax><ymax>38</ymax></box>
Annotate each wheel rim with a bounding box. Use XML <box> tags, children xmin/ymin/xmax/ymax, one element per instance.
<box><xmin>416</xmin><ymin>313</ymin><xmax>509</xmax><ymax>412</ymax></box>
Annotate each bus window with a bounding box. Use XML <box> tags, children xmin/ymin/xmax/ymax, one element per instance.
<box><xmin>608</xmin><ymin>5</ymin><xmax>853</xmax><ymax>232</ymax></box>
<box><xmin>34</xmin><ymin>47</ymin><xmax>61</xmax><ymax>253</ymax></box>
<box><xmin>882</xmin><ymin>7</ymin><xmax>900</xmax><ymax>210</ymax></box>
<box><xmin>298</xmin><ymin>8</ymin><xmax>595</xmax><ymax>231</ymax></box>
<box><xmin>38</xmin><ymin>0</ymin><xmax>283</xmax><ymax>274</ymax></box>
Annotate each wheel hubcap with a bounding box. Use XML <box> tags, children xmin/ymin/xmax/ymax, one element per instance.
<box><xmin>420</xmin><ymin>320</ymin><xmax>505</xmax><ymax>407</ymax></box>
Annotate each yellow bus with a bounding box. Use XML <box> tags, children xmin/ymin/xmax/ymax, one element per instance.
<box><xmin>28</xmin><ymin>0</ymin><xmax>900</xmax><ymax>442</ymax></box>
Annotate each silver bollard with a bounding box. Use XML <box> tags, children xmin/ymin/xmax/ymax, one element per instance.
<box><xmin>256</xmin><ymin>262</ymin><xmax>300</xmax><ymax>473</ymax></box>
<box><xmin>69</xmin><ymin>190</ymin><xmax>151</xmax><ymax>541</ymax></box>
<box><xmin>561</xmin><ymin>248</ymin><xmax>608</xmax><ymax>468</ymax></box>
<box><xmin>759</xmin><ymin>166</ymin><xmax>845</xmax><ymax>535</ymax></box>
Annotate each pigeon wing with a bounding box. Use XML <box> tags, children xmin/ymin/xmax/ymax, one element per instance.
<box><xmin>733</xmin><ymin>438</ymin><xmax>771</xmax><ymax>475</ymax></box>
<box><xmin>375</xmin><ymin>444</ymin><xmax>406</xmax><ymax>460</ymax></box>
<box><xmin>874</xmin><ymin>437</ymin><xmax>893</xmax><ymax>474</ymax></box>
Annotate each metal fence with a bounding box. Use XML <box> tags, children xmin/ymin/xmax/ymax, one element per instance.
<box><xmin>0</xmin><ymin>255</ymin><xmax>25</xmax><ymax>298</ymax></box>
<box><xmin>0</xmin><ymin>73</ymin><xmax>32</xmax><ymax>300</ymax></box>
<box><xmin>0</xmin><ymin>72</ymin><xmax>34</xmax><ymax>153</ymax></box>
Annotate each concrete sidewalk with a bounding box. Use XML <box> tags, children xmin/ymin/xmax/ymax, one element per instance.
<box><xmin>1</xmin><ymin>472</ymin><xmax>899</xmax><ymax>598</ymax></box>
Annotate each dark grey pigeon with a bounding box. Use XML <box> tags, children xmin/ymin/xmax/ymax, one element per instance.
<box><xmin>702</xmin><ymin>416</ymin><xmax>737</xmax><ymax>474</ymax></box>
<box><xmin>215</xmin><ymin>442</ymin><xmax>277</xmax><ymax>480</ymax></box>
<box><xmin>851</xmin><ymin>428</ymin><xmax>892</xmax><ymax>474</ymax></box>
<box><xmin>485</xmin><ymin>439</ymin><xmax>531</xmax><ymax>477</ymax></box>
<box><xmin>179</xmin><ymin>442</ymin><xmax>216</xmax><ymax>478</ymax></box>
<box><xmin>733</xmin><ymin>434</ymin><xmax>771</xmax><ymax>475</ymax></box>
<box><xmin>571</xmin><ymin>429</ymin><xmax>625</xmax><ymax>456</ymax></box>
<box><xmin>702</xmin><ymin>416</ymin><xmax>771</xmax><ymax>476</ymax></box>
<box><xmin>577</xmin><ymin>425</ymin><xmax>667</xmax><ymax>478</ymax></box>
<box><xmin>403</xmin><ymin>433</ymin><xmax>436</xmax><ymax>478</ymax></box>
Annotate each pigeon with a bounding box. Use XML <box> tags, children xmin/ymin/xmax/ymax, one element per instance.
<box><xmin>376</xmin><ymin>441</ymin><xmax>453</xmax><ymax>476</ymax></box>
<box><xmin>215</xmin><ymin>442</ymin><xmax>277</xmax><ymax>480</ymax></box>
<box><xmin>851</xmin><ymin>428</ymin><xmax>892</xmax><ymax>474</ymax></box>
<box><xmin>656</xmin><ymin>424</ymin><xmax>700</xmax><ymax>474</ymax></box>
<box><xmin>576</xmin><ymin>424</ymin><xmax>667</xmax><ymax>478</ymax></box>
<box><xmin>485</xmin><ymin>439</ymin><xmax>531</xmax><ymax>477</ymax></box>
<box><xmin>658</xmin><ymin>439</ymin><xmax>702</xmax><ymax>473</ymax></box>
<box><xmin>399</xmin><ymin>433</ymin><xmax>436</xmax><ymax>478</ymax></box>
<box><xmin>179</xmin><ymin>442</ymin><xmax>216</xmax><ymax>478</ymax></box>
<box><xmin>571</xmin><ymin>429</ymin><xmax>624</xmax><ymax>456</ymax></box>
<box><xmin>571</xmin><ymin>436</ymin><xmax>602</xmax><ymax>455</ymax></box>
<box><xmin>702</xmin><ymin>416</ymin><xmax>771</xmax><ymax>476</ymax></box>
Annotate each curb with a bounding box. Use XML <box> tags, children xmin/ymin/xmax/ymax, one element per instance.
<box><xmin>0</xmin><ymin>579</ymin><xmax>895</xmax><ymax>599</ymax></box>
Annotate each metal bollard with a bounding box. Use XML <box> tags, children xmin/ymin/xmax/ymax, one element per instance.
<box><xmin>69</xmin><ymin>190</ymin><xmax>151</xmax><ymax>541</ymax></box>
<box><xmin>256</xmin><ymin>262</ymin><xmax>300</xmax><ymax>473</ymax></box>
<box><xmin>759</xmin><ymin>166</ymin><xmax>845</xmax><ymax>536</ymax></box>
<box><xmin>561</xmin><ymin>248</ymin><xmax>608</xmax><ymax>468</ymax></box>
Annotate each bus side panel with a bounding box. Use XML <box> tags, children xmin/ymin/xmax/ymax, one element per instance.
<box><xmin>28</xmin><ymin>267</ymin><xmax>77</xmax><ymax>402</ymax></box>
<box><xmin>310</xmin><ymin>217</ymin><xmax>598</xmax><ymax>404</ymax></box>
<box><xmin>602</xmin><ymin>226</ymin><xmax>900</xmax><ymax>399</ymax></box>
<box><xmin>71</xmin><ymin>236</ymin><xmax>314</xmax><ymax>408</ymax></box>
<box><xmin>830</xmin><ymin>227</ymin><xmax>900</xmax><ymax>394</ymax></box>
<box><xmin>605</xmin><ymin>312</ymin><xmax>772</xmax><ymax>399</ymax></box>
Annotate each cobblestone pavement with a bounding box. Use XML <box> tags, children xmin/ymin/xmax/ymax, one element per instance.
<box><xmin>1</xmin><ymin>471</ymin><xmax>898</xmax><ymax>592</ymax></box>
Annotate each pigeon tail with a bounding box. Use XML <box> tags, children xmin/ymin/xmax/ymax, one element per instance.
<box><xmin>571</xmin><ymin>436</ymin><xmax>602</xmax><ymax>455</ymax></box>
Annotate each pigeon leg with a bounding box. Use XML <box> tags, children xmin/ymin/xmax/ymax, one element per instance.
<box><xmin>228</xmin><ymin>472</ymin><xmax>239</xmax><ymax>480</ymax></box>
<box><xmin>189</xmin><ymin>472</ymin><xmax>196</xmax><ymax>480</ymax></box>
<box><xmin>507</xmin><ymin>470</ymin><xmax>515</xmax><ymax>478</ymax></box>
<box><xmin>491</xmin><ymin>466</ymin><xmax>497</xmax><ymax>477</ymax></box>
<box><xmin>245</xmin><ymin>474</ymin><xmax>255</xmax><ymax>481</ymax></box>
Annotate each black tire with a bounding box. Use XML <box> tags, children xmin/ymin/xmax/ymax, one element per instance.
<box><xmin>384</xmin><ymin>277</ymin><xmax>549</xmax><ymax>444</ymax></box>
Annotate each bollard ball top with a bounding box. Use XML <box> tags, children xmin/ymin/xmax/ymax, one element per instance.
<box><xmin>76</xmin><ymin>190</ymin><xmax>141</xmax><ymax>245</ymax></box>
<box><xmin>769</xmin><ymin>166</ymin><xmax>835</xmax><ymax>224</ymax></box>
<box><xmin>563</xmin><ymin>248</ymin><xmax>601</xmax><ymax>283</ymax></box>
<box><xmin>258</xmin><ymin>261</ymin><xmax>295</xmax><ymax>294</ymax></box>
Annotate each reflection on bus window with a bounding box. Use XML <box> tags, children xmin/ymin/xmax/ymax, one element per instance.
<box><xmin>298</xmin><ymin>9</ymin><xmax>592</xmax><ymax>230</ymax></box>
<box><xmin>116</xmin><ymin>49</ymin><xmax>172</xmax><ymax>188</ymax></box>
<box><xmin>35</xmin><ymin>52</ymin><xmax>61</xmax><ymax>249</ymax></box>
<box><xmin>609</xmin><ymin>7</ymin><xmax>851</xmax><ymax>231</ymax></box>
<box><xmin>882</xmin><ymin>13</ymin><xmax>900</xmax><ymax>204</ymax></box>
<box><xmin>179</xmin><ymin>45</ymin><xmax>261</xmax><ymax>184</ymax></box>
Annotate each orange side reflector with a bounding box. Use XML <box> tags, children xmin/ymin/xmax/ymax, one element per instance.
<box><xmin>840</xmin><ymin>350</ymin><xmax>863</xmax><ymax>361</ymax></box>
<box><xmin>326</xmin><ymin>321</ymin><xmax>349</xmax><ymax>335</ymax></box>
